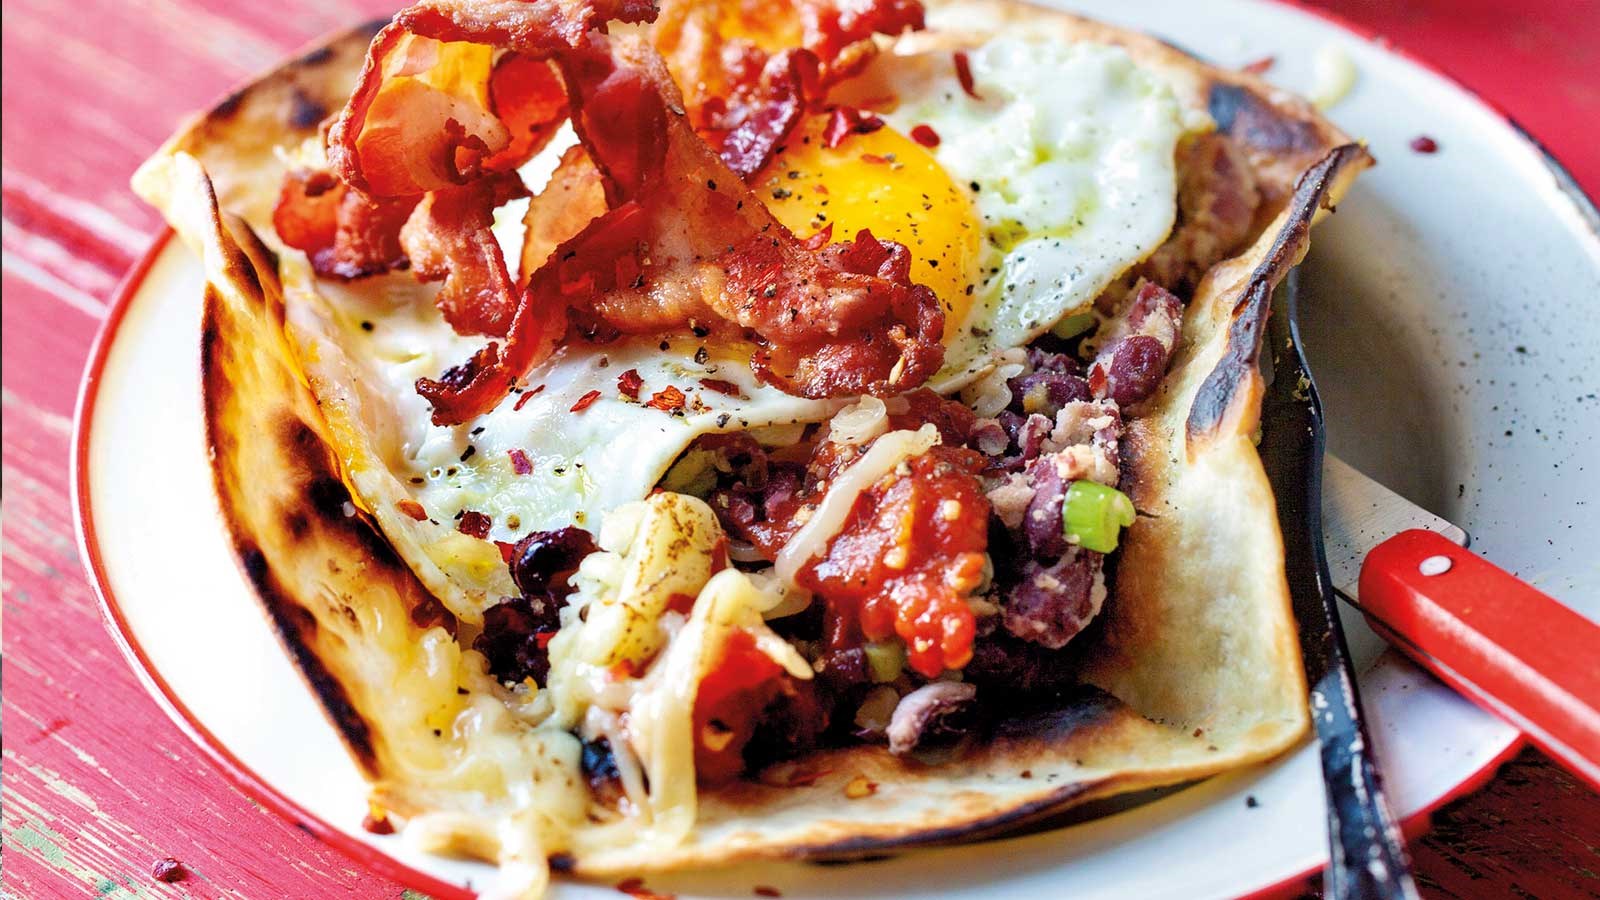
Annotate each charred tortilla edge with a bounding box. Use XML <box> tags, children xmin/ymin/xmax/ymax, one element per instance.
<box><xmin>1185</xmin><ymin>144</ymin><xmax>1367</xmax><ymax>450</ymax></box>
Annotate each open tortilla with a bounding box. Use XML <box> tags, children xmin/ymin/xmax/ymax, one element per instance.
<box><xmin>132</xmin><ymin>0</ymin><xmax>1369</xmax><ymax>884</ymax></box>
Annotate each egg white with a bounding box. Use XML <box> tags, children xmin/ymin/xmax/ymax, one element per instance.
<box><xmin>873</xmin><ymin>37</ymin><xmax>1194</xmax><ymax>387</ymax></box>
<box><xmin>316</xmin><ymin>274</ymin><xmax>840</xmax><ymax>544</ymax></box>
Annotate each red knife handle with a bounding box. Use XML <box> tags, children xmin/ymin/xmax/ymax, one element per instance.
<box><xmin>1360</xmin><ymin>529</ymin><xmax>1600</xmax><ymax>791</ymax></box>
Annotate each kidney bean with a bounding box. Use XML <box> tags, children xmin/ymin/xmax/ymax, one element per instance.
<box><xmin>1001</xmin><ymin>548</ymin><xmax>1102</xmax><ymax>650</ymax></box>
<box><xmin>1007</xmin><ymin>371</ymin><xmax>1093</xmax><ymax>418</ymax></box>
<box><xmin>1092</xmin><ymin>335</ymin><xmax>1168</xmax><ymax>406</ymax></box>
<box><xmin>1022</xmin><ymin>458</ymin><xmax>1068</xmax><ymax>560</ymax></box>
<box><xmin>509</xmin><ymin>526</ymin><xmax>597</xmax><ymax>598</ymax></box>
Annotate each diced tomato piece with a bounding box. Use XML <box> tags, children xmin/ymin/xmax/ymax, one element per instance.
<box><xmin>692</xmin><ymin>629</ymin><xmax>785</xmax><ymax>785</ymax></box>
<box><xmin>802</xmin><ymin>446</ymin><xmax>989</xmax><ymax>677</ymax></box>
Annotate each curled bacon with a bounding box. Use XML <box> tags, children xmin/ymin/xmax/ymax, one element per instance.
<box><xmin>321</xmin><ymin>1</ymin><xmax>942</xmax><ymax>424</ymax></box>
<box><xmin>519</xmin><ymin>145</ymin><xmax>608</xmax><ymax>278</ymax></box>
<box><xmin>416</xmin><ymin>33</ymin><xmax>943</xmax><ymax>424</ymax></box>
<box><xmin>273</xmin><ymin>8</ymin><xmax>585</xmax><ymax>286</ymax></box>
<box><xmin>559</xmin><ymin>40</ymin><xmax>943</xmax><ymax>391</ymax></box>
<box><xmin>273</xmin><ymin>170</ymin><xmax>417</xmax><ymax>279</ymax></box>
<box><xmin>488</xmin><ymin>52</ymin><xmax>569</xmax><ymax>170</ymax></box>
<box><xmin>653</xmin><ymin>0</ymin><xmax>925</xmax><ymax>179</ymax></box>
<box><xmin>799</xmin><ymin>0</ymin><xmax>924</xmax><ymax>63</ymax></box>
<box><xmin>328</xmin><ymin>27</ymin><xmax>507</xmax><ymax>198</ymax></box>
<box><xmin>286</xmin><ymin>0</ymin><xmax>652</xmax><ymax>371</ymax></box>
<box><xmin>400</xmin><ymin>173</ymin><xmax>529</xmax><ymax>336</ymax></box>
<box><xmin>328</xmin><ymin>0</ymin><xmax>654</xmax><ymax>198</ymax></box>
<box><xmin>716</xmin><ymin>49</ymin><xmax>818</xmax><ymax>180</ymax></box>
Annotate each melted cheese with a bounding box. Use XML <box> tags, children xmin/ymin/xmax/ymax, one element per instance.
<box><xmin>545</xmin><ymin>493</ymin><xmax>723</xmax><ymax>727</ymax></box>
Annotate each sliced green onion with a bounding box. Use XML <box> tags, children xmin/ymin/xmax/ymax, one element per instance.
<box><xmin>1051</xmin><ymin>311</ymin><xmax>1097</xmax><ymax>340</ymax></box>
<box><xmin>1062</xmin><ymin>481</ymin><xmax>1136</xmax><ymax>554</ymax></box>
<box><xmin>864</xmin><ymin>641</ymin><xmax>906</xmax><ymax>683</ymax></box>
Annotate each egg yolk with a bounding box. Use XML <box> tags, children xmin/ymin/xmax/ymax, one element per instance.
<box><xmin>754</xmin><ymin>115</ymin><xmax>980</xmax><ymax>341</ymax></box>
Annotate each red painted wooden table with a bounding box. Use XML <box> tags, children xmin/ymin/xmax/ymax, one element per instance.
<box><xmin>3</xmin><ymin>1</ymin><xmax>1596</xmax><ymax>897</ymax></box>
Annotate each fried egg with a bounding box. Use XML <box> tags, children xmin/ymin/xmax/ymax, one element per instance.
<box><xmin>862</xmin><ymin>37</ymin><xmax>1196</xmax><ymax>386</ymax></box>
<box><xmin>327</xmin><ymin>35</ymin><xmax>1195</xmax><ymax>599</ymax></box>
<box><xmin>754</xmin><ymin>115</ymin><xmax>982</xmax><ymax>339</ymax></box>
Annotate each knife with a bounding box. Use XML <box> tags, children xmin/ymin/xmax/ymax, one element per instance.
<box><xmin>1260</xmin><ymin>271</ymin><xmax>1419</xmax><ymax>900</ymax></box>
<box><xmin>1323</xmin><ymin>455</ymin><xmax>1600</xmax><ymax>792</ymax></box>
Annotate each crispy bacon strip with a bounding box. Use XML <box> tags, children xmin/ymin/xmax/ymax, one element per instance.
<box><xmin>328</xmin><ymin>28</ymin><xmax>507</xmax><ymax>198</ymax></box>
<box><xmin>653</xmin><ymin>0</ymin><xmax>925</xmax><ymax>179</ymax></box>
<box><xmin>291</xmin><ymin>1</ymin><xmax>649</xmax><ymax>341</ymax></box>
<box><xmin>274</xmin><ymin>9</ymin><xmax>583</xmax><ymax>286</ymax></box>
<box><xmin>799</xmin><ymin>0</ymin><xmax>924</xmax><ymax>63</ymax></box>
<box><xmin>397</xmin><ymin>0</ymin><xmax>657</xmax><ymax>52</ymax></box>
<box><xmin>272</xmin><ymin>170</ymin><xmax>417</xmax><ymax>279</ymax></box>
<box><xmin>328</xmin><ymin>0</ymin><xmax>654</xmax><ymax>198</ymax></box>
<box><xmin>415</xmin><ymin>34</ymin><xmax>944</xmax><ymax>424</ymax></box>
<box><xmin>488</xmin><ymin>52</ymin><xmax>569</xmax><ymax>170</ymax></box>
<box><xmin>519</xmin><ymin>145</ymin><xmax>607</xmax><ymax>279</ymax></box>
<box><xmin>400</xmin><ymin>173</ymin><xmax>529</xmax><ymax>336</ymax></box>
<box><xmin>322</xmin><ymin>2</ymin><xmax>941</xmax><ymax>424</ymax></box>
<box><xmin>715</xmin><ymin>49</ymin><xmax>817</xmax><ymax>180</ymax></box>
<box><xmin>560</xmin><ymin>39</ymin><xmax>942</xmax><ymax>391</ymax></box>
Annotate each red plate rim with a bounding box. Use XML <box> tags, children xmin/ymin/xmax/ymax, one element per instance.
<box><xmin>75</xmin><ymin>1</ymin><xmax>1600</xmax><ymax>894</ymax></box>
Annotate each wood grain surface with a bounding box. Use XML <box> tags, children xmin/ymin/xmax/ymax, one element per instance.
<box><xmin>2</xmin><ymin>0</ymin><xmax>1596</xmax><ymax>897</ymax></box>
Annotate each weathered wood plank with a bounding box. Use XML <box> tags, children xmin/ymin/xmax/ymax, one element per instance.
<box><xmin>1</xmin><ymin>387</ymin><xmax>403</xmax><ymax>898</ymax></box>
<box><xmin>3</xmin><ymin>1</ymin><xmax>406</xmax><ymax>894</ymax></box>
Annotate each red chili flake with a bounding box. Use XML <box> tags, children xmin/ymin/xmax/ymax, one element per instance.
<box><xmin>496</xmin><ymin>540</ymin><xmax>517</xmax><ymax>563</ymax></box>
<box><xmin>645</xmin><ymin>385</ymin><xmax>687</xmax><ymax>412</ymax></box>
<box><xmin>151</xmin><ymin>858</ymin><xmax>186</xmax><ymax>883</ymax></box>
<box><xmin>799</xmin><ymin>223</ymin><xmax>834</xmax><ymax>250</ymax></box>
<box><xmin>1241</xmin><ymin>55</ymin><xmax>1275</xmax><ymax>75</ymax></box>
<box><xmin>754</xmin><ymin>888</ymin><xmax>783</xmax><ymax>898</ymax></box>
<box><xmin>1410</xmin><ymin>135</ymin><xmax>1439</xmax><ymax>154</ymax></box>
<box><xmin>536</xmin><ymin>630</ymin><xmax>558</xmax><ymax>650</ymax></box>
<box><xmin>910</xmin><ymin>124</ymin><xmax>941</xmax><ymax>148</ymax></box>
<box><xmin>860</xmin><ymin>153</ymin><xmax>890</xmax><ymax>165</ymax></box>
<box><xmin>665</xmin><ymin>592</ymin><xmax>697</xmax><ymax>614</ymax></box>
<box><xmin>361</xmin><ymin>812</ymin><xmax>395</xmax><ymax>835</ymax></box>
<box><xmin>617</xmin><ymin>368</ymin><xmax>644</xmax><ymax>399</ymax></box>
<box><xmin>823</xmin><ymin>106</ymin><xmax>885</xmax><ymax>149</ymax></box>
<box><xmin>813</xmin><ymin>183</ymin><xmax>829</xmax><ymax>195</ymax></box>
<box><xmin>953</xmin><ymin>51</ymin><xmax>981</xmax><ymax>99</ymax></box>
<box><xmin>571</xmin><ymin>389</ymin><xmax>603</xmax><ymax>412</ymax></box>
<box><xmin>458</xmin><ymin>510</ymin><xmax>492</xmax><ymax>539</ymax></box>
<box><xmin>508</xmin><ymin>448</ymin><xmax>534</xmax><ymax>474</ymax></box>
<box><xmin>616</xmin><ymin>878</ymin><xmax>675</xmax><ymax>900</ymax></box>
<box><xmin>699</xmin><ymin>378</ymin><xmax>741</xmax><ymax>397</ymax></box>
<box><xmin>396</xmin><ymin>498</ymin><xmax>428</xmax><ymax>521</ymax></box>
<box><xmin>514</xmin><ymin>384</ymin><xmax>546</xmax><ymax>411</ymax></box>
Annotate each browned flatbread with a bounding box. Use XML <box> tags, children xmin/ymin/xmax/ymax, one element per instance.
<box><xmin>132</xmin><ymin>0</ymin><xmax>1370</xmax><ymax>878</ymax></box>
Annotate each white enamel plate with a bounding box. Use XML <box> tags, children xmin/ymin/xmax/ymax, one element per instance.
<box><xmin>76</xmin><ymin>0</ymin><xmax>1599</xmax><ymax>897</ymax></box>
